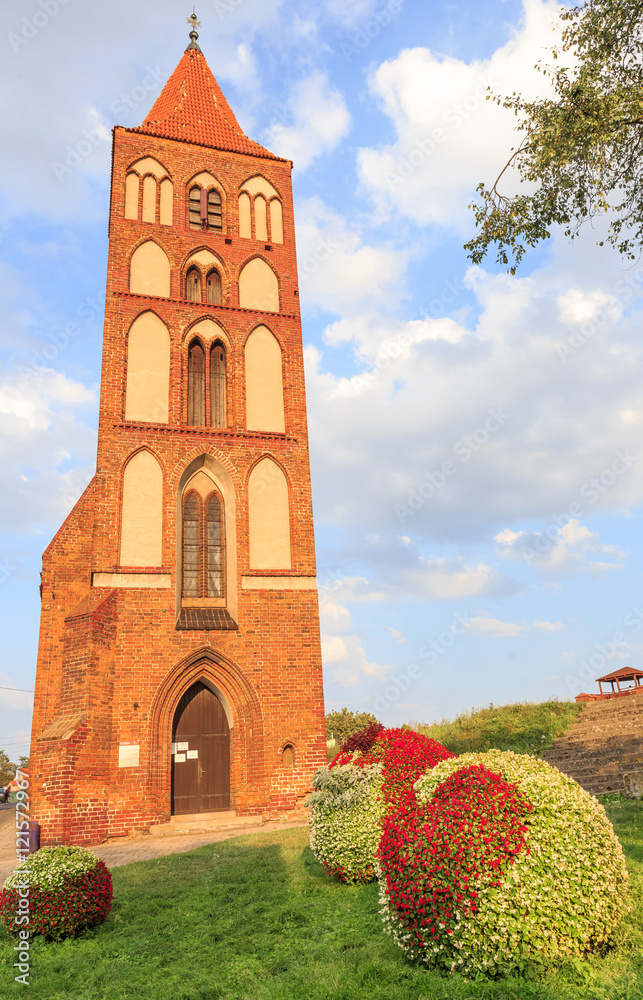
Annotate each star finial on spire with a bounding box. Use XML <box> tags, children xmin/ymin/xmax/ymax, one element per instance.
<box><xmin>186</xmin><ymin>9</ymin><xmax>202</xmax><ymax>51</ymax></box>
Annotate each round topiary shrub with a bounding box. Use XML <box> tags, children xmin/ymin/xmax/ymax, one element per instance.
<box><xmin>308</xmin><ymin>725</ymin><xmax>454</xmax><ymax>883</ymax></box>
<box><xmin>377</xmin><ymin>750</ymin><xmax>630</xmax><ymax>977</ymax></box>
<box><xmin>1</xmin><ymin>846</ymin><xmax>113</xmax><ymax>941</ymax></box>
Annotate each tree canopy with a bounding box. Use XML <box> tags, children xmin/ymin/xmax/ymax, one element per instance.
<box><xmin>465</xmin><ymin>0</ymin><xmax>643</xmax><ymax>272</ymax></box>
<box><xmin>325</xmin><ymin>708</ymin><xmax>380</xmax><ymax>745</ymax></box>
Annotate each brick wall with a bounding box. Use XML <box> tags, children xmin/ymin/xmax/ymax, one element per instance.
<box><xmin>29</xmin><ymin>114</ymin><xmax>326</xmax><ymax>845</ymax></box>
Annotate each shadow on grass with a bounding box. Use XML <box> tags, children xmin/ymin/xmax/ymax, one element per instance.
<box><xmin>0</xmin><ymin>822</ymin><xmax>642</xmax><ymax>1000</ymax></box>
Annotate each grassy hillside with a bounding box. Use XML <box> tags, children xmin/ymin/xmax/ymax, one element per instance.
<box><xmin>411</xmin><ymin>699</ymin><xmax>584</xmax><ymax>756</ymax></box>
<box><xmin>1</xmin><ymin>807</ymin><xmax>640</xmax><ymax>1000</ymax></box>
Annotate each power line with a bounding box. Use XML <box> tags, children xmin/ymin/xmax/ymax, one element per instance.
<box><xmin>0</xmin><ymin>686</ymin><xmax>34</xmax><ymax>694</ymax></box>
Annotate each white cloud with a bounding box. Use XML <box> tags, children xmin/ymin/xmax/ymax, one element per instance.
<box><xmin>557</xmin><ymin>288</ymin><xmax>621</xmax><ymax>327</ymax></box>
<box><xmin>465</xmin><ymin>614</ymin><xmax>564</xmax><ymax>637</ymax></box>
<box><xmin>532</xmin><ymin>620</ymin><xmax>564</xmax><ymax>632</ymax></box>
<box><xmin>305</xmin><ymin>245</ymin><xmax>643</xmax><ymax>564</ymax></box>
<box><xmin>357</xmin><ymin>0</ymin><xmax>564</xmax><ymax>228</ymax></box>
<box><xmin>0</xmin><ymin>367</ymin><xmax>96</xmax><ymax>531</ymax></box>
<box><xmin>494</xmin><ymin>519</ymin><xmax>627</xmax><ymax>579</ymax></box>
<box><xmin>319</xmin><ymin>596</ymin><xmax>392</xmax><ymax>686</ymax></box>
<box><xmin>297</xmin><ymin>196</ymin><xmax>408</xmax><ymax>317</ymax></box>
<box><xmin>267</xmin><ymin>71</ymin><xmax>351</xmax><ymax>169</ymax></box>
<box><xmin>468</xmin><ymin>615</ymin><xmax>524</xmax><ymax>638</ymax></box>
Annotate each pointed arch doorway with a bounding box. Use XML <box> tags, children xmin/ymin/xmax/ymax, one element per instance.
<box><xmin>172</xmin><ymin>681</ymin><xmax>230</xmax><ymax>815</ymax></box>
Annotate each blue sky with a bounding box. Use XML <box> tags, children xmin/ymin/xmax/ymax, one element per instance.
<box><xmin>2</xmin><ymin>0</ymin><xmax>642</xmax><ymax>760</ymax></box>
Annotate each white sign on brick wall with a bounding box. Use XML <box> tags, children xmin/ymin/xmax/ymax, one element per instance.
<box><xmin>118</xmin><ymin>742</ymin><xmax>140</xmax><ymax>768</ymax></box>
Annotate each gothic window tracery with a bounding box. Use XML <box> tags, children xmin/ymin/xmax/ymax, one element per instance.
<box><xmin>181</xmin><ymin>490</ymin><xmax>225</xmax><ymax>599</ymax></box>
<box><xmin>186</xmin><ymin>339</ymin><xmax>227</xmax><ymax>429</ymax></box>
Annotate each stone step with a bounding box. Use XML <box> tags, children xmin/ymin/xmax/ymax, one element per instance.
<box><xmin>550</xmin><ymin>731</ymin><xmax>643</xmax><ymax>745</ymax></box>
<box><xmin>545</xmin><ymin>744</ymin><xmax>642</xmax><ymax>757</ymax></box>
<box><xmin>148</xmin><ymin>811</ymin><xmax>264</xmax><ymax>837</ymax></box>
<box><xmin>547</xmin><ymin>757</ymin><xmax>643</xmax><ymax>774</ymax></box>
<box><xmin>579</xmin><ymin>704</ymin><xmax>643</xmax><ymax>716</ymax></box>
<box><xmin>548</xmin><ymin>762</ymin><xmax>634</xmax><ymax>780</ymax></box>
<box><xmin>543</xmin><ymin>736</ymin><xmax>643</xmax><ymax>758</ymax></box>
<box><xmin>545</xmin><ymin>764</ymin><xmax>627</xmax><ymax>796</ymax></box>
<box><xmin>564</xmin><ymin>715</ymin><xmax>643</xmax><ymax>729</ymax></box>
<box><xmin>542</xmin><ymin>698</ymin><xmax>643</xmax><ymax>799</ymax></box>
<box><xmin>550</xmin><ymin>723</ymin><xmax>643</xmax><ymax>736</ymax></box>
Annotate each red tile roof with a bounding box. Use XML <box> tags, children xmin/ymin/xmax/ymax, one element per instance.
<box><xmin>129</xmin><ymin>47</ymin><xmax>285</xmax><ymax>161</ymax></box>
<box><xmin>596</xmin><ymin>666</ymin><xmax>643</xmax><ymax>682</ymax></box>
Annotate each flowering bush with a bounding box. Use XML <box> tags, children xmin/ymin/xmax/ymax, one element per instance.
<box><xmin>309</xmin><ymin>727</ymin><xmax>454</xmax><ymax>883</ymax></box>
<box><xmin>1</xmin><ymin>846</ymin><xmax>113</xmax><ymax>941</ymax></box>
<box><xmin>377</xmin><ymin>750</ymin><xmax>630</xmax><ymax>977</ymax></box>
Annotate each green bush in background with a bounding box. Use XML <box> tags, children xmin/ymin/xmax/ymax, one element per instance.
<box><xmin>325</xmin><ymin>708</ymin><xmax>380</xmax><ymax>746</ymax></box>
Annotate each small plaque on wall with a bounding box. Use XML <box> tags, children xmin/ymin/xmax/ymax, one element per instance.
<box><xmin>175</xmin><ymin>753</ymin><xmax>186</xmax><ymax>763</ymax></box>
<box><xmin>118</xmin><ymin>742</ymin><xmax>140</xmax><ymax>768</ymax></box>
<box><xmin>177</xmin><ymin>742</ymin><xmax>189</xmax><ymax>751</ymax></box>
<box><xmin>187</xmin><ymin>750</ymin><xmax>198</xmax><ymax>759</ymax></box>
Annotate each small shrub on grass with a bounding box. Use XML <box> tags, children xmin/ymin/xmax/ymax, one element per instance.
<box><xmin>1</xmin><ymin>846</ymin><xmax>113</xmax><ymax>941</ymax></box>
<box><xmin>308</xmin><ymin>726</ymin><xmax>454</xmax><ymax>884</ymax></box>
<box><xmin>377</xmin><ymin>750</ymin><xmax>630</xmax><ymax>978</ymax></box>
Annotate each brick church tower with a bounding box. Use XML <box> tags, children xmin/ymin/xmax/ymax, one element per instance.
<box><xmin>29</xmin><ymin>19</ymin><xmax>326</xmax><ymax>846</ymax></box>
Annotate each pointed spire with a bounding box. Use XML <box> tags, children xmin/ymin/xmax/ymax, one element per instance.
<box><xmin>130</xmin><ymin>22</ymin><xmax>284</xmax><ymax>160</ymax></box>
<box><xmin>186</xmin><ymin>9</ymin><xmax>201</xmax><ymax>52</ymax></box>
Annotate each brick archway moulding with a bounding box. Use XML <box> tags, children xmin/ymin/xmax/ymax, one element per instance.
<box><xmin>148</xmin><ymin>645</ymin><xmax>265</xmax><ymax>797</ymax></box>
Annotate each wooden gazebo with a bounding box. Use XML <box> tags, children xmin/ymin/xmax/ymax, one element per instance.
<box><xmin>596</xmin><ymin>667</ymin><xmax>643</xmax><ymax>695</ymax></box>
<box><xmin>576</xmin><ymin>666</ymin><xmax>643</xmax><ymax>702</ymax></box>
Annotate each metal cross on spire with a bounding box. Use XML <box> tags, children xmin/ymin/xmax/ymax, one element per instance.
<box><xmin>186</xmin><ymin>9</ymin><xmax>202</xmax><ymax>51</ymax></box>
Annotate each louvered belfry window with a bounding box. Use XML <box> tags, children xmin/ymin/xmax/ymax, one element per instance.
<box><xmin>208</xmin><ymin>190</ymin><xmax>222</xmax><ymax>231</ymax></box>
<box><xmin>206</xmin><ymin>268</ymin><xmax>221</xmax><ymax>305</ymax></box>
<box><xmin>210</xmin><ymin>343</ymin><xmax>226</xmax><ymax>428</ymax></box>
<box><xmin>181</xmin><ymin>490</ymin><xmax>225</xmax><ymax>599</ymax></box>
<box><xmin>186</xmin><ymin>267</ymin><xmax>202</xmax><ymax>302</ymax></box>
<box><xmin>187</xmin><ymin>341</ymin><xmax>206</xmax><ymax>425</ymax></box>
<box><xmin>188</xmin><ymin>186</ymin><xmax>222</xmax><ymax>231</ymax></box>
<box><xmin>189</xmin><ymin>186</ymin><xmax>202</xmax><ymax>229</ymax></box>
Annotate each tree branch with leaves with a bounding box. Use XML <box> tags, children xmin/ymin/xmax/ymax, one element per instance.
<box><xmin>466</xmin><ymin>0</ymin><xmax>643</xmax><ymax>273</ymax></box>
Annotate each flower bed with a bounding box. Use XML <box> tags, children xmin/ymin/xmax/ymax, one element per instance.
<box><xmin>308</xmin><ymin>725</ymin><xmax>454</xmax><ymax>883</ymax></box>
<box><xmin>1</xmin><ymin>846</ymin><xmax>113</xmax><ymax>941</ymax></box>
<box><xmin>377</xmin><ymin>750</ymin><xmax>630</xmax><ymax>977</ymax></box>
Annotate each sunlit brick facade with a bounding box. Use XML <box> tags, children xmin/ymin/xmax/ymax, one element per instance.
<box><xmin>29</xmin><ymin>29</ymin><xmax>326</xmax><ymax>845</ymax></box>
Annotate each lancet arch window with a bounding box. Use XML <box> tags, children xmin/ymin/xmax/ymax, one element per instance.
<box><xmin>184</xmin><ymin>264</ymin><xmax>222</xmax><ymax>306</ymax></box>
<box><xmin>186</xmin><ymin>267</ymin><xmax>202</xmax><ymax>303</ymax></box>
<box><xmin>186</xmin><ymin>338</ymin><xmax>227</xmax><ymax>429</ymax></box>
<box><xmin>189</xmin><ymin>186</ymin><xmax>223</xmax><ymax>232</ymax></box>
<box><xmin>206</xmin><ymin>268</ymin><xmax>222</xmax><ymax>305</ymax></box>
<box><xmin>182</xmin><ymin>490</ymin><xmax>225</xmax><ymax>600</ymax></box>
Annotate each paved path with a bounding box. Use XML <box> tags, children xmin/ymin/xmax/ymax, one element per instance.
<box><xmin>0</xmin><ymin>810</ymin><xmax>308</xmax><ymax>884</ymax></box>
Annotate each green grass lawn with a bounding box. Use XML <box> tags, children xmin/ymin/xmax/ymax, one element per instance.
<box><xmin>412</xmin><ymin>699</ymin><xmax>584</xmax><ymax>756</ymax></box>
<box><xmin>1</xmin><ymin>798</ymin><xmax>642</xmax><ymax>1000</ymax></box>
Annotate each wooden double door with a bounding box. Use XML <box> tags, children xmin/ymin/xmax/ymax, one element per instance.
<box><xmin>172</xmin><ymin>682</ymin><xmax>230</xmax><ymax>815</ymax></box>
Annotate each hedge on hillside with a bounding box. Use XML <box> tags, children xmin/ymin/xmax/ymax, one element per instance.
<box><xmin>377</xmin><ymin>750</ymin><xmax>630</xmax><ymax>977</ymax></box>
<box><xmin>308</xmin><ymin>725</ymin><xmax>454</xmax><ymax>883</ymax></box>
<box><xmin>1</xmin><ymin>846</ymin><xmax>113</xmax><ymax>941</ymax></box>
